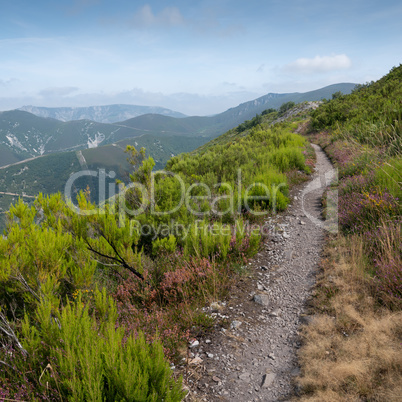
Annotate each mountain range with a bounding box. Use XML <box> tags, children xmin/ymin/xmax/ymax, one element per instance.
<box><xmin>0</xmin><ymin>82</ymin><xmax>357</xmax><ymax>232</ymax></box>
<box><xmin>18</xmin><ymin>104</ymin><xmax>187</xmax><ymax>123</ymax></box>
<box><xmin>1</xmin><ymin>83</ymin><xmax>356</xmax><ymax>168</ymax></box>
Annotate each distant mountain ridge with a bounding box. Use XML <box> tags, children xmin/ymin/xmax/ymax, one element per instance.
<box><xmin>1</xmin><ymin>83</ymin><xmax>356</xmax><ymax>168</ymax></box>
<box><xmin>118</xmin><ymin>83</ymin><xmax>357</xmax><ymax>137</ymax></box>
<box><xmin>18</xmin><ymin>104</ymin><xmax>187</xmax><ymax>123</ymax></box>
<box><xmin>218</xmin><ymin>83</ymin><xmax>357</xmax><ymax>122</ymax></box>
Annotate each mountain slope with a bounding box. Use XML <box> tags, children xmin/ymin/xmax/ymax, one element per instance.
<box><xmin>120</xmin><ymin>83</ymin><xmax>356</xmax><ymax>138</ymax></box>
<box><xmin>0</xmin><ymin>111</ymin><xmax>145</xmax><ymax>166</ymax></box>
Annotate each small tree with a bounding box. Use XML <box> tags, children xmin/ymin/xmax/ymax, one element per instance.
<box><xmin>279</xmin><ymin>101</ymin><xmax>295</xmax><ymax>115</ymax></box>
<box><xmin>125</xmin><ymin>145</ymin><xmax>156</xmax><ymax>213</ymax></box>
<box><xmin>332</xmin><ymin>91</ymin><xmax>343</xmax><ymax>100</ymax></box>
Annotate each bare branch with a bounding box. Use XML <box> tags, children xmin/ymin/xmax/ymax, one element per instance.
<box><xmin>13</xmin><ymin>274</ymin><xmax>40</xmax><ymax>302</ymax></box>
<box><xmin>0</xmin><ymin>359</ymin><xmax>15</xmax><ymax>370</ymax></box>
<box><xmin>85</xmin><ymin>236</ymin><xmax>145</xmax><ymax>282</ymax></box>
<box><xmin>0</xmin><ymin>312</ymin><xmax>28</xmax><ymax>357</ymax></box>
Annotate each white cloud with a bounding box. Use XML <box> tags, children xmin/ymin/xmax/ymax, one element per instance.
<box><xmin>130</xmin><ymin>5</ymin><xmax>184</xmax><ymax>28</ymax></box>
<box><xmin>285</xmin><ymin>54</ymin><xmax>352</xmax><ymax>73</ymax></box>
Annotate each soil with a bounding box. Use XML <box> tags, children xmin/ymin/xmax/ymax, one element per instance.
<box><xmin>184</xmin><ymin>144</ymin><xmax>335</xmax><ymax>401</ymax></box>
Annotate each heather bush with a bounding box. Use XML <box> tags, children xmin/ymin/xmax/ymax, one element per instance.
<box><xmin>0</xmin><ymin>344</ymin><xmax>54</xmax><ymax>400</ymax></box>
<box><xmin>183</xmin><ymin>221</ymin><xmax>232</xmax><ymax>260</ymax></box>
<box><xmin>375</xmin><ymin>254</ymin><xmax>402</xmax><ymax>308</ymax></box>
<box><xmin>19</xmin><ymin>289</ymin><xmax>185</xmax><ymax>401</ymax></box>
<box><xmin>328</xmin><ymin>141</ymin><xmax>401</xmax><ymax>309</ymax></box>
<box><xmin>367</xmin><ymin>220</ymin><xmax>402</xmax><ymax>308</ymax></box>
<box><xmin>114</xmin><ymin>244</ymin><xmax>253</xmax><ymax>357</ymax></box>
<box><xmin>153</xmin><ymin>234</ymin><xmax>177</xmax><ymax>256</ymax></box>
<box><xmin>339</xmin><ymin>183</ymin><xmax>399</xmax><ymax>234</ymax></box>
<box><xmin>268</xmin><ymin>146</ymin><xmax>309</xmax><ymax>173</ymax></box>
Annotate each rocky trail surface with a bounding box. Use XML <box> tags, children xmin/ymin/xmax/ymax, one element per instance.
<box><xmin>186</xmin><ymin>144</ymin><xmax>335</xmax><ymax>401</ymax></box>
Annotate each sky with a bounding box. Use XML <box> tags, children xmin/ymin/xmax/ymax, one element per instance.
<box><xmin>0</xmin><ymin>0</ymin><xmax>401</xmax><ymax>116</ymax></box>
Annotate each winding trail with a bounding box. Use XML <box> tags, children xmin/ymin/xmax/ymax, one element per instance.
<box><xmin>189</xmin><ymin>145</ymin><xmax>336</xmax><ymax>401</ymax></box>
<box><xmin>0</xmin><ymin>191</ymin><xmax>36</xmax><ymax>199</ymax></box>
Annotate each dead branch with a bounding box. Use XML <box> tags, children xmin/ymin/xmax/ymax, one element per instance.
<box><xmin>0</xmin><ymin>311</ymin><xmax>28</xmax><ymax>357</ymax></box>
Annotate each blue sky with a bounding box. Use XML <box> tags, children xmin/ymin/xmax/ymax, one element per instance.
<box><xmin>0</xmin><ymin>0</ymin><xmax>401</xmax><ymax>115</ymax></box>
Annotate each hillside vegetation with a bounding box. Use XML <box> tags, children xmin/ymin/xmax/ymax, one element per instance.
<box><xmin>0</xmin><ymin>101</ymin><xmax>314</xmax><ymax>399</ymax></box>
<box><xmin>297</xmin><ymin>65</ymin><xmax>402</xmax><ymax>401</ymax></box>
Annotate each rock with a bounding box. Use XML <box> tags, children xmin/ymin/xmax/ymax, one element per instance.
<box><xmin>268</xmin><ymin>353</ymin><xmax>275</xmax><ymax>360</ymax></box>
<box><xmin>210</xmin><ymin>302</ymin><xmax>222</xmax><ymax>312</ymax></box>
<box><xmin>189</xmin><ymin>340</ymin><xmax>199</xmax><ymax>348</ymax></box>
<box><xmin>238</xmin><ymin>372</ymin><xmax>252</xmax><ymax>382</ymax></box>
<box><xmin>253</xmin><ymin>293</ymin><xmax>270</xmax><ymax>306</ymax></box>
<box><xmin>205</xmin><ymin>339</ymin><xmax>212</xmax><ymax>344</ymax></box>
<box><xmin>260</xmin><ymin>265</ymin><xmax>268</xmax><ymax>271</ymax></box>
<box><xmin>299</xmin><ymin>220</ymin><xmax>306</xmax><ymax>225</ymax></box>
<box><xmin>207</xmin><ymin>353</ymin><xmax>214</xmax><ymax>358</ymax></box>
<box><xmin>231</xmin><ymin>320</ymin><xmax>242</xmax><ymax>329</ymax></box>
<box><xmin>282</xmin><ymin>232</ymin><xmax>290</xmax><ymax>239</ymax></box>
<box><xmin>261</xmin><ymin>373</ymin><xmax>276</xmax><ymax>388</ymax></box>
<box><xmin>212</xmin><ymin>376</ymin><xmax>221</xmax><ymax>383</ymax></box>
<box><xmin>189</xmin><ymin>356</ymin><xmax>203</xmax><ymax>365</ymax></box>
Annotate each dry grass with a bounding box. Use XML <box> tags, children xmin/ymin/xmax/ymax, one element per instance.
<box><xmin>296</xmin><ymin>234</ymin><xmax>402</xmax><ymax>401</ymax></box>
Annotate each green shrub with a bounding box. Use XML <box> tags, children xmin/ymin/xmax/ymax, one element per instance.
<box><xmin>374</xmin><ymin>157</ymin><xmax>402</xmax><ymax>201</ymax></box>
<box><xmin>153</xmin><ymin>235</ymin><xmax>177</xmax><ymax>256</ymax></box>
<box><xmin>21</xmin><ymin>289</ymin><xmax>185</xmax><ymax>402</ymax></box>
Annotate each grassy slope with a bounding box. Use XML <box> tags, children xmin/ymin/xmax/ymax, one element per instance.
<box><xmin>296</xmin><ymin>65</ymin><xmax>402</xmax><ymax>401</ymax></box>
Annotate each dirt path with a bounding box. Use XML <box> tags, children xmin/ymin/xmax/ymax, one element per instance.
<box><xmin>0</xmin><ymin>191</ymin><xmax>36</xmax><ymax>199</ymax></box>
<box><xmin>187</xmin><ymin>144</ymin><xmax>335</xmax><ymax>401</ymax></box>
